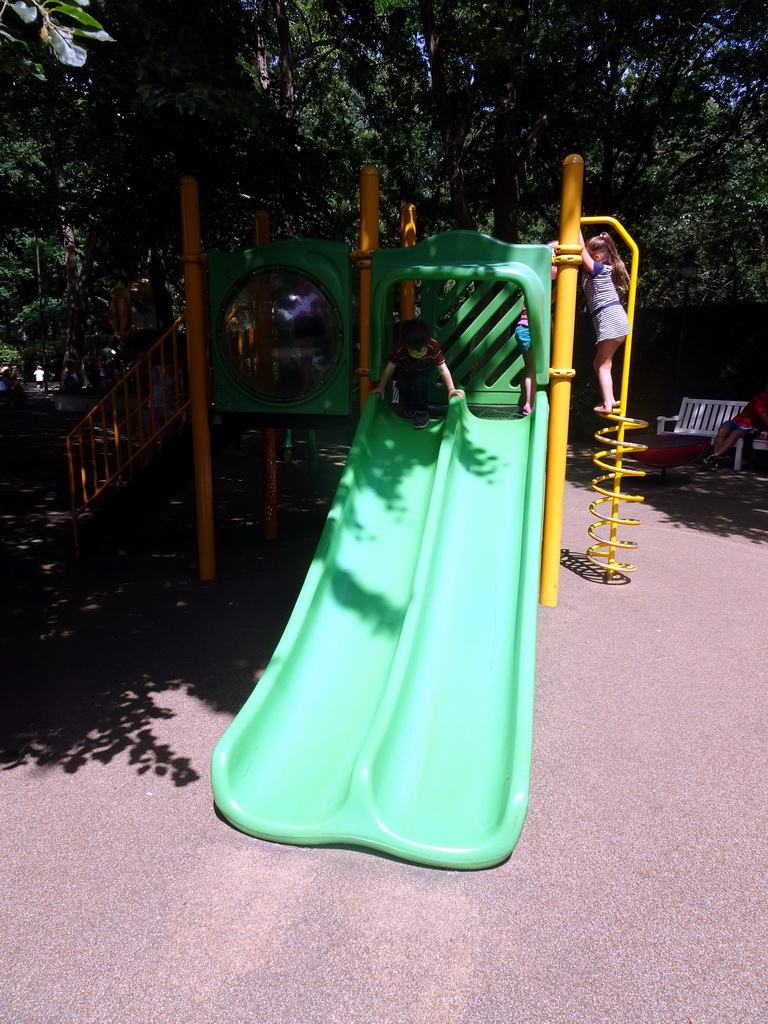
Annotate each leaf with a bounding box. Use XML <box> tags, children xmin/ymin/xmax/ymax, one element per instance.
<box><xmin>72</xmin><ymin>29</ymin><xmax>114</xmax><ymax>42</ymax></box>
<box><xmin>48</xmin><ymin>24</ymin><xmax>88</xmax><ymax>67</ymax></box>
<box><xmin>10</xmin><ymin>2</ymin><xmax>39</xmax><ymax>25</ymax></box>
<box><xmin>46</xmin><ymin>4</ymin><xmax>107</xmax><ymax>30</ymax></box>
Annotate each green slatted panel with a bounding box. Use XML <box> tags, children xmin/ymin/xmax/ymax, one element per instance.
<box><xmin>372</xmin><ymin>231</ymin><xmax>551</xmax><ymax>408</ymax></box>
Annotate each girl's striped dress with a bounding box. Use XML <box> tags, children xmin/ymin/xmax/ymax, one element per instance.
<box><xmin>583</xmin><ymin>261</ymin><xmax>630</xmax><ymax>344</ymax></box>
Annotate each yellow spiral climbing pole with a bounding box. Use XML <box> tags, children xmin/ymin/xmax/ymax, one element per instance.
<box><xmin>588</xmin><ymin>410</ymin><xmax>648</xmax><ymax>574</ymax></box>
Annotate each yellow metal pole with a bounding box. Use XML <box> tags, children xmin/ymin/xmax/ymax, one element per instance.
<box><xmin>179</xmin><ymin>175</ymin><xmax>216</xmax><ymax>581</ymax></box>
<box><xmin>357</xmin><ymin>165</ymin><xmax>380</xmax><ymax>411</ymax></box>
<box><xmin>399</xmin><ymin>203</ymin><xmax>416</xmax><ymax>320</ymax></box>
<box><xmin>252</xmin><ymin>209</ymin><xmax>279</xmax><ymax>542</ymax></box>
<box><xmin>539</xmin><ymin>154</ymin><xmax>585</xmax><ymax>607</ymax></box>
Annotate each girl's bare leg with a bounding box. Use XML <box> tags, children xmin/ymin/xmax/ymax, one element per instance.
<box><xmin>519</xmin><ymin>351</ymin><xmax>536</xmax><ymax>415</ymax></box>
<box><xmin>593</xmin><ymin>337</ymin><xmax>625</xmax><ymax>412</ymax></box>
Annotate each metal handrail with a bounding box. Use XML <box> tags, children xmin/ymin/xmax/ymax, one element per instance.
<box><xmin>66</xmin><ymin>316</ymin><xmax>190</xmax><ymax>555</ymax></box>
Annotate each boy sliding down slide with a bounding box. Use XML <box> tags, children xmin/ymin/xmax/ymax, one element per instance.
<box><xmin>370</xmin><ymin>319</ymin><xmax>463</xmax><ymax>428</ymax></box>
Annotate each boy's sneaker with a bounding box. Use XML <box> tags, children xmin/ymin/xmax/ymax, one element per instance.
<box><xmin>414</xmin><ymin>411</ymin><xmax>430</xmax><ymax>429</ymax></box>
<box><xmin>401</xmin><ymin>400</ymin><xmax>415</xmax><ymax>418</ymax></box>
<box><xmin>703</xmin><ymin>454</ymin><xmax>718</xmax><ymax>471</ymax></box>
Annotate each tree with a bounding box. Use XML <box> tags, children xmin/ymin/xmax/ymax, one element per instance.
<box><xmin>1</xmin><ymin>0</ymin><xmax>766</xmax><ymax>377</ymax></box>
<box><xmin>531</xmin><ymin>1</ymin><xmax>768</xmax><ymax>303</ymax></box>
<box><xmin>1</xmin><ymin>0</ymin><xmax>265</xmax><ymax>369</ymax></box>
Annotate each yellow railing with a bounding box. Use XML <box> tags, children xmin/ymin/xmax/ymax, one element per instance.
<box><xmin>66</xmin><ymin>316</ymin><xmax>190</xmax><ymax>556</ymax></box>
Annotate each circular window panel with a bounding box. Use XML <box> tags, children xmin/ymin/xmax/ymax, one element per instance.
<box><xmin>222</xmin><ymin>270</ymin><xmax>341</xmax><ymax>401</ymax></box>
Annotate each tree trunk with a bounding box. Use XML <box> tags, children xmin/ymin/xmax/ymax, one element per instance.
<box><xmin>149</xmin><ymin>247</ymin><xmax>174</xmax><ymax>335</ymax></box>
<box><xmin>253</xmin><ymin>0</ymin><xmax>302</xmax><ymax>236</ymax></box>
<box><xmin>417</xmin><ymin>0</ymin><xmax>476</xmax><ymax>231</ymax></box>
<box><xmin>53</xmin><ymin>158</ymin><xmax>98</xmax><ymax>373</ymax></box>
<box><xmin>492</xmin><ymin>77</ymin><xmax>521</xmax><ymax>242</ymax></box>
<box><xmin>253</xmin><ymin>0</ymin><xmax>271</xmax><ymax>94</ymax></box>
<box><xmin>488</xmin><ymin>2</ymin><xmax>529</xmax><ymax>241</ymax></box>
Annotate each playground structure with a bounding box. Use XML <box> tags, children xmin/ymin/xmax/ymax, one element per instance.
<box><xmin>66</xmin><ymin>318</ymin><xmax>192</xmax><ymax>557</ymax></box>
<box><xmin>65</xmin><ymin>155</ymin><xmax>648</xmax><ymax>868</ymax></box>
<box><xmin>67</xmin><ymin>158</ymin><xmax>599</xmax><ymax>591</ymax></box>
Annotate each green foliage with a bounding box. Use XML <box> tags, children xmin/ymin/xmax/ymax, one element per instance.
<box><xmin>0</xmin><ymin>0</ymin><xmax>766</xmax><ymax>380</ymax></box>
<box><xmin>0</xmin><ymin>0</ymin><xmax>113</xmax><ymax>79</ymax></box>
<box><xmin>0</xmin><ymin>339</ymin><xmax>24</xmax><ymax>365</ymax></box>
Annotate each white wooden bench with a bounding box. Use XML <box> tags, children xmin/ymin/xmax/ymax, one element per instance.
<box><xmin>657</xmin><ymin>397</ymin><xmax>768</xmax><ymax>470</ymax></box>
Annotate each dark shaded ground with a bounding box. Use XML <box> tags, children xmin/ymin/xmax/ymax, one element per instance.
<box><xmin>6</xmin><ymin>391</ymin><xmax>763</xmax><ymax>787</ymax></box>
<box><xmin>2</xmin><ymin>386</ymin><xmax>766</xmax><ymax>1024</ymax></box>
<box><xmin>1</xmin><ymin>386</ymin><xmax>347</xmax><ymax>784</ymax></box>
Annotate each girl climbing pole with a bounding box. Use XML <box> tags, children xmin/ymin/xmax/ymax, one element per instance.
<box><xmin>580</xmin><ymin>230</ymin><xmax>630</xmax><ymax>414</ymax></box>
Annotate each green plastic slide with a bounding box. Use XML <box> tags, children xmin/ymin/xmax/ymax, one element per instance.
<box><xmin>211</xmin><ymin>392</ymin><xmax>549</xmax><ymax>869</ymax></box>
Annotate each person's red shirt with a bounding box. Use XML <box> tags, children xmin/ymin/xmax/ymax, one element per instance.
<box><xmin>386</xmin><ymin>338</ymin><xmax>446</xmax><ymax>373</ymax></box>
<box><xmin>734</xmin><ymin>391</ymin><xmax>768</xmax><ymax>430</ymax></box>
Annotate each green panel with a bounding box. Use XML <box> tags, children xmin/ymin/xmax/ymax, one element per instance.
<box><xmin>211</xmin><ymin>392</ymin><xmax>549</xmax><ymax>869</ymax></box>
<box><xmin>370</xmin><ymin>231</ymin><xmax>551</xmax><ymax>406</ymax></box>
<box><xmin>209</xmin><ymin>239</ymin><xmax>353</xmax><ymax>416</ymax></box>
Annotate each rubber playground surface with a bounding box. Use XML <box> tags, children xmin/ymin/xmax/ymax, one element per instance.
<box><xmin>2</xmin><ymin>386</ymin><xmax>767</xmax><ymax>1023</ymax></box>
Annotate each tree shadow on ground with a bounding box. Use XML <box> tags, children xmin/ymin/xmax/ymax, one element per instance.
<box><xmin>567</xmin><ymin>441</ymin><xmax>768</xmax><ymax>546</ymax></box>
<box><xmin>1</xmin><ymin>396</ymin><xmax>507</xmax><ymax>786</ymax></box>
<box><xmin>5</xmin><ymin>393</ymin><xmax>763</xmax><ymax>785</ymax></box>
<box><xmin>0</xmin><ymin>393</ymin><xmax>341</xmax><ymax>786</ymax></box>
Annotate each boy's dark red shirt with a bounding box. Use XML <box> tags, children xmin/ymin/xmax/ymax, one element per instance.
<box><xmin>387</xmin><ymin>338</ymin><xmax>446</xmax><ymax>373</ymax></box>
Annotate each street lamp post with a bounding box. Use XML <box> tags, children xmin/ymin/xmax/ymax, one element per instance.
<box><xmin>676</xmin><ymin>254</ymin><xmax>698</xmax><ymax>399</ymax></box>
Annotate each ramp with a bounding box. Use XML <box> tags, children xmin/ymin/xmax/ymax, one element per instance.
<box><xmin>211</xmin><ymin>393</ymin><xmax>548</xmax><ymax>869</ymax></box>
